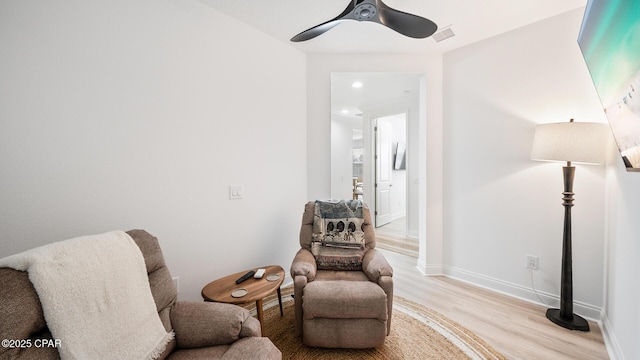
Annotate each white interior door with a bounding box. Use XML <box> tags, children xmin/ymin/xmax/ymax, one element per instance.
<box><xmin>375</xmin><ymin>119</ymin><xmax>393</xmax><ymax>227</ymax></box>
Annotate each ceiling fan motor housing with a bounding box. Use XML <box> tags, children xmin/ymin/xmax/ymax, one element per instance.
<box><xmin>354</xmin><ymin>3</ymin><xmax>377</xmax><ymax>21</ymax></box>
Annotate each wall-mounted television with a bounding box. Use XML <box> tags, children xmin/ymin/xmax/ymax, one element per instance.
<box><xmin>578</xmin><ymin>0</ymin><xmax>640</xmax><ymax>172</ymax></box>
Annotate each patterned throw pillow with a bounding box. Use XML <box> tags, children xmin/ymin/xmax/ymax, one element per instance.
<box><xmin>312</xmin><ymin>200</ymin><xmax>366</xmax><ymax>270</ymax></box>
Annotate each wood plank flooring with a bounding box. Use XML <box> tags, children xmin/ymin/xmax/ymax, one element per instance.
<box><xmin>375</xmin><ymin>217</ymin><xmax>419</xmax><ymax>258</ymax></box>
<box><xmin>382</xmin><ymin>249</ymin><xmax>609</xmax><ymax>360</ymax></box>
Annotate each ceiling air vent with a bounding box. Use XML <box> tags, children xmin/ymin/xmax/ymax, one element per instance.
<box><xmin>433</xmin><ymin>27</ymin><xmax>455</xmax><ymax>42</ymax></box>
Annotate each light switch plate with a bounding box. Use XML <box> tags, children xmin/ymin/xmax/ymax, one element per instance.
<box><xmin>229</xmin><ymin>185</ymin><xmax>244</xmax><ymax>200</ymax></box>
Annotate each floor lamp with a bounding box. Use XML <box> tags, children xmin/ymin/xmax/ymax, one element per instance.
<box><xmin>530</xmin><ymin>119</ymin><xmax>609</xmax><ymax>331</ymax></box>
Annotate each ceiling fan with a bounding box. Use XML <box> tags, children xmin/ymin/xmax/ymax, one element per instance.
<box><xmin>290</xmin><ymin>0</ymin><xmax>438</xmax><ymax>42</ymax></box>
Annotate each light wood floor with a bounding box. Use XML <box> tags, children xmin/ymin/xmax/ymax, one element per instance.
<box><xmin>376</xmin><ymin>217</ymin><xmax>419</xmax><ymax>258</ymax></box>
<box><xmin>382</xmin><ymin>249</ymin><xmax>609</xmax><ymax>360</ymax></box>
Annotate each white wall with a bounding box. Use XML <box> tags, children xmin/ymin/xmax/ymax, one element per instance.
<box><xmin>0</xmin><ymin>0</ymin><xmax>307</xmax><ymax>301</ymax></box>
<box><xmin>307</xmin><ymin>54</ymin><xmax>444</xmax><ymax>274</ymax></box>
<box><xmin>603</xmin><ymin>144</ymin><xmax>640</xmax><ymax>358</ymax></box>
<box><xmin>443</xmin><ymin>8</ymin><xmax>608</xmax><ymax>320</ymax></box>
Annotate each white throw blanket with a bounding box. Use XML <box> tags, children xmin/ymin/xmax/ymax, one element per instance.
<box><xmin>0</xmin><ymin>230</ymin><xmax>174</xmax><ymax>360</ymax></box>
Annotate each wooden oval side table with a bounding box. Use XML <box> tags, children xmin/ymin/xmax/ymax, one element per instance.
<box><xmin>201</xmin><ymin>265</ymin><xmax>284</xmax><ymax>336</ymax></box>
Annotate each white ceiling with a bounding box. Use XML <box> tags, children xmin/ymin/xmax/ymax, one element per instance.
<box><xmin>199</xmin><ymin>0</ymin><xmax>587</xmax><ymax>54</ymax></box>
<box><xmin>331</xmin><ymin>73</ymin><xmax>420</xmax><ymax>119</ymax></box>
<box><xmin>199</xmin><ymin>0</ymin><xmax>588</xmax><ymax>119</ymax></box>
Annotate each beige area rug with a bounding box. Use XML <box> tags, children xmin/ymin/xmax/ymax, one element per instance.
<box><xmin>253</xmin><ymin>289</ymin><xmax>505</xmax><ymax>360</ymax></box>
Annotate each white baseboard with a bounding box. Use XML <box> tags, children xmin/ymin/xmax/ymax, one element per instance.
<box><xmin>600</xmin><ymin>310</ymin><xmax>624</xmax><ymax>360</ymax></box>
<box><xmin>391</xmin><ymin>212</ymin><xmax>406</xmax><ymax>221</ymax></box>
<box><xmin>442</xmin><ymin>265</ymin><xmax>602</xmax><ymax>322</ymax></box>
<box><xmin>416</xmin><ymin>258</ymin><xmax>443</xmax><ymax>276</ymax></box>
<box><xmin>282</xmin><ymin>273</ymin><xmax>293</xmax><ymax>289</ymax></box>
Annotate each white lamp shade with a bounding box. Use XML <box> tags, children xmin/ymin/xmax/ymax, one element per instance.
<box><xmin>531</xmin><ymin>122</ymin><xmax>609</xmax><ymax>165</ymax></box>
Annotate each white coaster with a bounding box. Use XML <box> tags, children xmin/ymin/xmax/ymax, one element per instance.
<box><xmin>231</xmin><ymin>288</ymin><xmax>248</xmax><ymax>298</ymax></box>
<box><xmin>266</xmin><ymin>274</ymin><xmax>280</xmax><ymax>282</ymax></box>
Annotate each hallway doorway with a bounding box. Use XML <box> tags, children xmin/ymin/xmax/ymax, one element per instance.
<box><xmin>372</xmin><ymin>111</ymin><xmax>418</xmax><ymax>257</ymax></box>
<box><xmin>374</xmin><ymin>113</ymin><xmax>407</xmax><ymax>229</ymax></box>
<box><xmin>330</xmin><ymin>72</ymin><xmax>423</xmax><ymax>258</ymax></box>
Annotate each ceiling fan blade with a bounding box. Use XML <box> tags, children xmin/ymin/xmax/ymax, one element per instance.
<box><xmin>290</xmin><ymin>19</ymin><xmax>345</xmax><ymax>42</ymax></box>
<box><xmin>290</xmin><ymin>0</ymin><xmax>359</xmax><ymax>42</ymax></box>
<box><xmin>291</xmin><ymin>0</ymin><xmax>438</xmax><ymax>41</ymax></box>
<box><xmin>376</xmin><ymin>1</ymin><xmax>438</xmax><ymax>38</ymax></box>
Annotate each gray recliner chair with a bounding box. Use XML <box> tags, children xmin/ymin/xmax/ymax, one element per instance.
<box><xmin>290</xmin><ymin>201</ymin><xmax>393</xmax><ymax>348</ymax></box>
<box><xmin>0</xmin><ymin>229</ymin><xmax>281</xmax><ymax>360</ymax></box>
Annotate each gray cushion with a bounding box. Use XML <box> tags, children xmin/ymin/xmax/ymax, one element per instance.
<box><xmin>0</xmin><ymin>268</ymin><xmax>47</xmax><ymax>358</ymax></box>
<box><xmin>302</xmin><ymin>280</ymin><xmax>387</xmax><ymax>320</ymax></box>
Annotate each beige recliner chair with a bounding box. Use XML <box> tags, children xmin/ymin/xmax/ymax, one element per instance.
<box><xmin>290</xmin><ymin>201</ymin><xmax>393</xmax><ymax>348</ymax></box>
<box><xmin>0</xmin><ymin>229</ymin><xmax>281</xmax><ymax>360</ymax></box>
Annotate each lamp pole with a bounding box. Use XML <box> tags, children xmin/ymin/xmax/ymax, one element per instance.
<box><xmin>545</xmin><ymin>160</ymin><xmax>590</xmax><ymax>331</ymax></box>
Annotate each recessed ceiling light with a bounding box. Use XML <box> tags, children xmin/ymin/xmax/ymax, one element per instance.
<box><xmin>352</xmin><ymin>81</ymin><xmax>363</xmax><ymax>88</ymax></box>
<box><xmin>341</xmin><ymin>109</ymin><xmax>349</xmax><ymax>114</ymax></box>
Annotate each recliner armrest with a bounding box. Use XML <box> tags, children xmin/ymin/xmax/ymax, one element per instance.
<box><xmin>290</xmin><ymin>248</ymin><xmax>317</xmax><ymax>282</ymax></box>
<box><xmin>362</xmin><ymin>249</ymin><xmax>393</xmax><ymax>283</ymax></box>
<box><xmin>170</xmin><ymin>301</ymin><xmax>261</xmax><ymax>349</ymax></box>
<box><xmin>222</xmin><ymin>337</ymin><xmax>282</xmax><ymax>360</ymax></box>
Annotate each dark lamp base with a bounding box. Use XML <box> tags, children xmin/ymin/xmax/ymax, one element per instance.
<box><xmin>546</xmin><ymin>309</ymin><xmax>590</xmax><ymax>331</ymax></box>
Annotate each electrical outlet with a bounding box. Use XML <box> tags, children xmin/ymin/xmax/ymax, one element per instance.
<box><xmin>526</xmin><ymin>255</ymin><xmax>539</xmax><ymax>270</ymax></box>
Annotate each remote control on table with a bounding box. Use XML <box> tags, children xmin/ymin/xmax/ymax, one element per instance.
<box><xmin>235</xmin><ymin>270</ymin><xmax>256</xmax><ymax>284</ymax></box>
<box><xmin>254</xmin><ymin>268</ymin><xmax>266</xmax><ymax>279</ymax></box>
